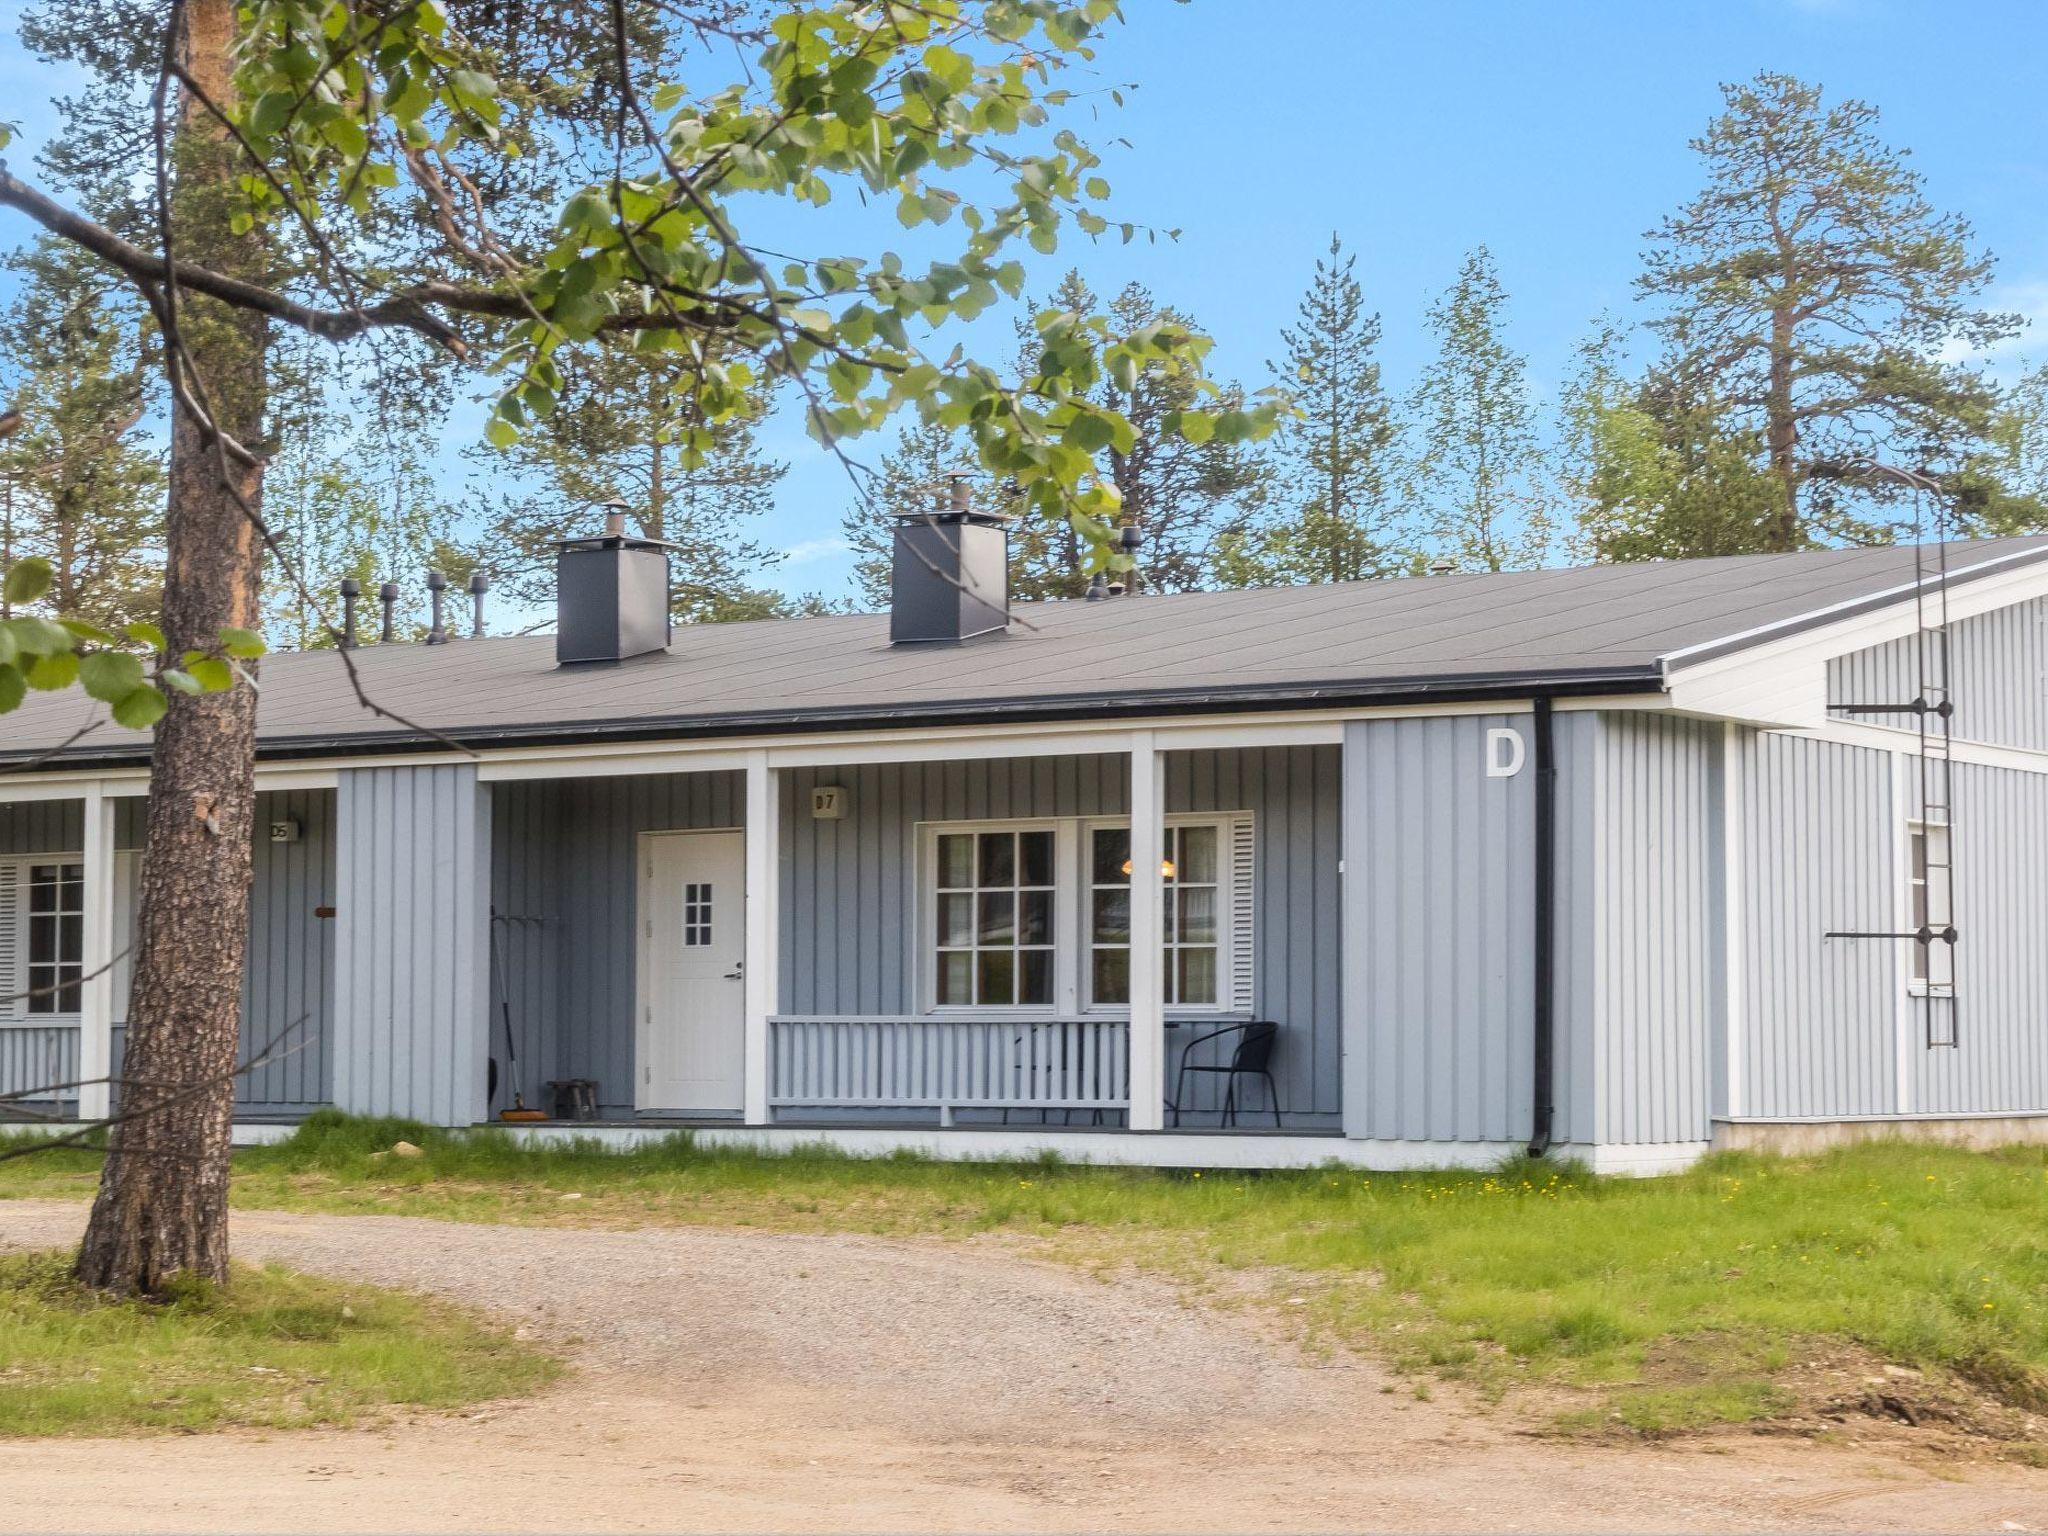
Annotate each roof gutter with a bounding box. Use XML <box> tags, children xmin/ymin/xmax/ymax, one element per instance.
<box><xmin>0</xmin><ymin>667</ymin><xmax>1661</xmax><ymax>772</ymax></box>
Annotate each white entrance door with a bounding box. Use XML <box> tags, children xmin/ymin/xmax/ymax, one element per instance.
<box><xmin>639</xmin><ymin>831</ymin><xmax>747</xmax><ymax>1113</ymax></box>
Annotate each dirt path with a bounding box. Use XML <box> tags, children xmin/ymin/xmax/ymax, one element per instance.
<box><xmin>2</xmin><ymin>1201</ymin><xmax>2045</xmax><ymax>1534</ymax></box>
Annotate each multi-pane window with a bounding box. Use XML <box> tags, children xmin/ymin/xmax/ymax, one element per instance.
<box><xmin>1087</xmin><ymin>823</ymin><xmax>1220</xmax><ymax>1008</ymax></box>
<box><xmin>683</xmin><ymin>882</ymin><xmax>713</xmax><ymax>948</ymax></box>
<box><xmin>1909</xmin><ymin>822</ymin><xmax>1954</xmax><ymax>991</ymax></box>
<box><xmin>933</xmin><ymin>828</ymin><xmax>1054</xmax><ymax>1006</ymax></box>
<box><xmin>27</xmin><ymin>862</ymin><xmax>83</xmax><ymax>1016</ymax></box>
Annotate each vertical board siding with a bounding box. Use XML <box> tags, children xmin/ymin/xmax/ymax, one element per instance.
<box><xmin>1738</xmin><ymin>734</ymin><xmax>1897</xmax><ymax>1117</ymax></box>
<box><xmin>518</xmin><ymin>771</ymin><xmax>743</xmax><ymax>1113</ymax></box>
<box><xmin>488</xmin><ymin>780</ymin><xmax>562</xmax><ymax>1114</ymax></box>
<box><xmin>1914</xmin><ymin>761</ymin><xmax>2048</xmax><ymax>1114</ymax></box>
<box><xmin>1591</xmin><ymin>713</ymin><xmax>1721</xmax><ymax>1146</ymax></box>
<box><xmin>1342</xmin><ymin>714</ymin><xmax>1536</xmax><ymax>1144</ymax></box>
<box><xmin>1830</xmin><ymin>596</ymin><xmax>2048</xmax><ymax>752</ymax></box>
<box><xmin>776</xmin><ymin>748</ymin><xmax>1340</xmax><ymax>1124</ymax></box>
<box><xmin>4</xmin><ymin>790</ymin><xmax>334</xmax><ymax>1117</ymax></box>
<box><xmin>333</xmin><ymin>764</ymin><xmax>491</xmax><ymax>1126</ymax></box>
<box><xmin>0</xmin><ymin>800</ymin><xmax>86</xmax><ymax>855</ymax></box>
<box><xmin>236</xmin><ymin>789</ymin><xmax>336</xmax><ymax>1111</ymax></box>
<box><xmin>0</xmin><ymin>1025</ymin><xmax>77</xmax><ymax>1107</ymax></box>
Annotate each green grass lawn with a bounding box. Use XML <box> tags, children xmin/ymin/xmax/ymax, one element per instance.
<box><xmin>6</xmin><ymin>1112</ymin><xmax>2046</xmax><ymax>1437</ymax></box>
<box><xmin>0</xmin><ymin>1246</ymin><xmax>557</xmax><ymax>1436</ymax></box>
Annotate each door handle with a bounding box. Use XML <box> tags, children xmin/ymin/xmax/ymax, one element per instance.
<box><xmin>723</xmin><ymin>962</ymin><xmax>744</xmax><ymax>980</ymax></box>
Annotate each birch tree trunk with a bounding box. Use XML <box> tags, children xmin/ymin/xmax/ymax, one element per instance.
<box><xmin>75</xmin><ymin>0</ymin><xmax>268</xmax><ymax>1296</ymax></box>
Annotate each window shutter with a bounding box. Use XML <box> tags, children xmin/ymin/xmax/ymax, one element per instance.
<box><xmin>1229</xmin><ymin>814</ymin><xmax>1255</xmax><ymax>1013</ymax></box>
<box><xmin>0</xmin><ymin>861</ymin><xmax>19</xmax><ymax>1024</ymax></box>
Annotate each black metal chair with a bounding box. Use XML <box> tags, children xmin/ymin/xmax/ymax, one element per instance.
<box><xmin>1171</xmin><ymin>1020</ymin><xmax>1281</xmax><ymax>1129</ymax></box>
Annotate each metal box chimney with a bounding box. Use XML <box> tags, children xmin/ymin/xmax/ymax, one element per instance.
<box><xmin>555</xmin><ymin>501</ymin><xmax>675</xmax><ymax>665</ymax></box>
<box><xmin>889</xmin><ymin>477</ymin><xmax>1010</xmax><ymax>645</ymax></box>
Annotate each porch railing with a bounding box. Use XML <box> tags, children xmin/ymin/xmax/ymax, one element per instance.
<box><xmin>768</xmin><ymin>1016</ymin><xmax>1128</xmax><ymax>1123</ymax></box>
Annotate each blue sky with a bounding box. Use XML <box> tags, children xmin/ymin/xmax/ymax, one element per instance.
<box><xmin>4</xmin><ymin>0</ymin><xmax>2045</xmax><ymax>607</ymax></box>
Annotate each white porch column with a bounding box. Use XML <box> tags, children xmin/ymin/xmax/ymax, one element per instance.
<box><xmin>743</xmin><ymin>750</ymin><xmax>780</xmax><ymax>1125</ymax></box>
<box><xmin>1127</xmin><ymin>731</ymin><xmax>1166</xmax><ymax>1131</ymax></box>
<box><xmin>77</xmin><ymin>784</ymin><xmax>114</xmax><ymax>1123</ymax></box>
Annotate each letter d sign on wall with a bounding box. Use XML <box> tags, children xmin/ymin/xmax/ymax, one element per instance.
<box><xmin>1485</xmin><ymin>727</ymin><xmax>1526</xmax><ymax>779</ymax></box>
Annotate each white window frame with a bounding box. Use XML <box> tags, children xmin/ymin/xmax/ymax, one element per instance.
<box><xmin>1079</xmin><ymin>815</ymin><xmax>1237</xmax><ymax>1017</ymax></box>
<box><xmin>1904</xmin><ymin>817</ymin><xmax>1954</xmax><ymax>998</ymax></box>
<box><xmin>916</xmin><ymin>818</ymin><xmax>1072</xmax><ymax>1015</ymax></box>
<box><xmin>0</xmin><ymin>853</ymin><xmax>86</xmax><ymax>1026</ymax></box>
<box><xmin>912</xmin><ymin>813</ymin><xmax>1250</xmax><ymax>1018</ymax></box>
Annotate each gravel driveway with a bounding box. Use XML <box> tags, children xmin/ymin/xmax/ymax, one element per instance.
<box><xmin>2</xmin><ymin>1200</ymin><xmax>2044</xmax><ymax>1534</ymax></box>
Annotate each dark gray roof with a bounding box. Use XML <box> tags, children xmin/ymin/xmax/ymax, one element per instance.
<box><xmin>9</xmin><ymin>537</ymin><xmax>2048</xmax><ymax>764</ymax></box>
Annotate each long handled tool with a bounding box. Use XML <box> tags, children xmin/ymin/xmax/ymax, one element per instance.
<box><xmin>489</xmin><ymin>907</ymin><xmax>548</xmax><ymax>1122</ymax></box>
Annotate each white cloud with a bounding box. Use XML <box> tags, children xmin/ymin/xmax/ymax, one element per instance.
<box><xmin>780</xmin><ymin>537</ymin><xmax>852</xmax><ymax>565</ymax></box>
<box><xmin>1937</xmin><ymin>279</ymin><xmax>2048</xmax><ymax>375</ymax></box>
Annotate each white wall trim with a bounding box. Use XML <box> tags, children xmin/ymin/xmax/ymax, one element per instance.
<box><xmin>1662</xmin><ymin>553</ymin><xmax>2048</xmax><ymax>729</ymax></box>
<box><xmin>741</xmin><ymin>753</ymin><xmax>778</xmax><ymax>1126</ymax></box>
<box><xmin>1791</xmin><ymin>717</ymin><xmax>2048</xmax><ymax>775</ymax></box>
<box><xmin>1126</xmin><ymin>732</ymin><xmax>1166</xmax><ymax>1132</ymax></box>
<box><xmin>1721</xmin><ymin>722</ymin><xmax>1745</xmax><ymax>1120</ymax></box>
<box><xmin>77</xmin><ymin>787</ymin><xmax>113</xmax><ymax>1123</ymax></box>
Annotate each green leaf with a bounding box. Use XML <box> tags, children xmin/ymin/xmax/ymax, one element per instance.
<box><xmin>25</xmin><ymin>651</ymin><xmax>77</xmax><ymax>692</ymax></box>
<box><xmin>111</xmin><ymin>685</ymin><xmax>168</xmax><ymax>731</ymax></box>
<box><xmin>2</xmin><ymin>557</ymin><xmax>52</xmax><ymax>606</ymax></box>
<box><xmin>78</xmin><ymin>650</ymin><xmax>145</xmax><ymax>703</ymax></box>
<box><xmin>218</xmin><ymin>627</ymin><xmax>268</xmax><ymax>659</ymax></box>
<box><xmin>159</xmin><ymin>669</ymin><xmax>203</xmax><ymax>696</ymax></box>
<box><xmin>484</xmin><ymin>416</ymin><xmax>519</xmax><ymax>449</ymax></box>
<box><xmin>184</xmin><ymin>656</ymin><xmax>233</xmax><ymax>693</ymax></box>
<box><xmin>1176</xmin><ymin>410</ymin><xmax>1216</xmax><ymax>445</ymax></box>
<box><xmin>0</xmin><ymin>663</ymin><xmax>21</xmax><ymax>713</ymax></box>
<box><xmin>124</xmin><ymin>621</ymin><xmax>168</xmax><ymax>652</ymax></box>
<box><xmin>1062</xmin><ymin>412</ymin><xmax>1116</xmax><ymax>452</ymax></box>
<box><xmin>248</xmin><ymin>91</ymin><xmax>295</xmax><ymax>139</ymax></box>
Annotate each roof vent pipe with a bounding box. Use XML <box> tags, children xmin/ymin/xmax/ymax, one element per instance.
<box><xmin>888</xmin><ymin>476</ymin><xmax>1010</xmax><ymax>645</ymax></box>
<box><xmin>1118</xmin><ymin>523</ymin><xmax>1143</xmax><ymax>595</ymax></box>
<box><xmin>1428</xmin><ymin>559</ymin><xmax>1456</xmax><ymax>577</ymax></box>
<box><xmin>555</xmin><ymin>501</ymin><xmax>675</xmax><ymax>666</ymax></box>
<box><xmin>425</xmin><ymin>570</ymin><xmax>450</xmax><ymax>645</ymax></box>
<box><xmin>468</xmin><ymin>573</ymin><xmax>489</xmax><ymax>638</ymax></box>
<box><xmin>338</xmin><ymin>578</ymin><xmax>361</xmax><ymax>650</ymax></box>
<box><xmin>378</xmin><ymin>582</ymin><xmax>398</xmax><ymax>643</ymax></box>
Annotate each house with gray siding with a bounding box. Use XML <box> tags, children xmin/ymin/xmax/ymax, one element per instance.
<box><xmin>5</xmin><ymin>508</ymin><xmax>2047</xmax><ymax>1172</ymax></box>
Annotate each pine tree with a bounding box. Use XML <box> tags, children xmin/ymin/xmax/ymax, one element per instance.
<box><xmin>1559</xmin><ymin>319</ymin><xmax>1780</xmax><ymax>562</ymax></box>
<box><xmin>1410</xmin><ymin>248</ymin><xmax>1551</xmax><ymax>572</ymax></box>
<box><xmin>1641</xmin><ymin>72</ymin><xmax>2019</xmax><ymax>549</ymax></box>
<box><xmin>0</xmin><ymin>236</ymin><xmax>163</xmax><ymax>629</ymax></box>
<box><xmin>479</xmin><ymin>342</ymin><xmax>793</xmax><ymax>624</ymax></box>
<box><xmin>1250</xmin><ymin>235</ymin><xmax>1401</xmax><ymax>584</ymax></box>
<box><xmin>843</xmin><ymin>272</ymin><xmax>1269</xmax><ymax>602</ymax></box>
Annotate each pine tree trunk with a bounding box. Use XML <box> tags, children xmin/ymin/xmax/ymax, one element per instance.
<box><xmin>1765</xmin><ymin>309</ymin><xmax>1800</xmax><ymax>552</ymax></box>
<box><xmin>74</xmin><ymin>0</ymin><xmax>268</xmax><ymax>1297</ymax></box>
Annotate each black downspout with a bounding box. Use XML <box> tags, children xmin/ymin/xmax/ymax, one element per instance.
<box><xmin>1528</xmin><ymin>696</ymin><xmax>1558</xmax><ymax>1157</ymax></box>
